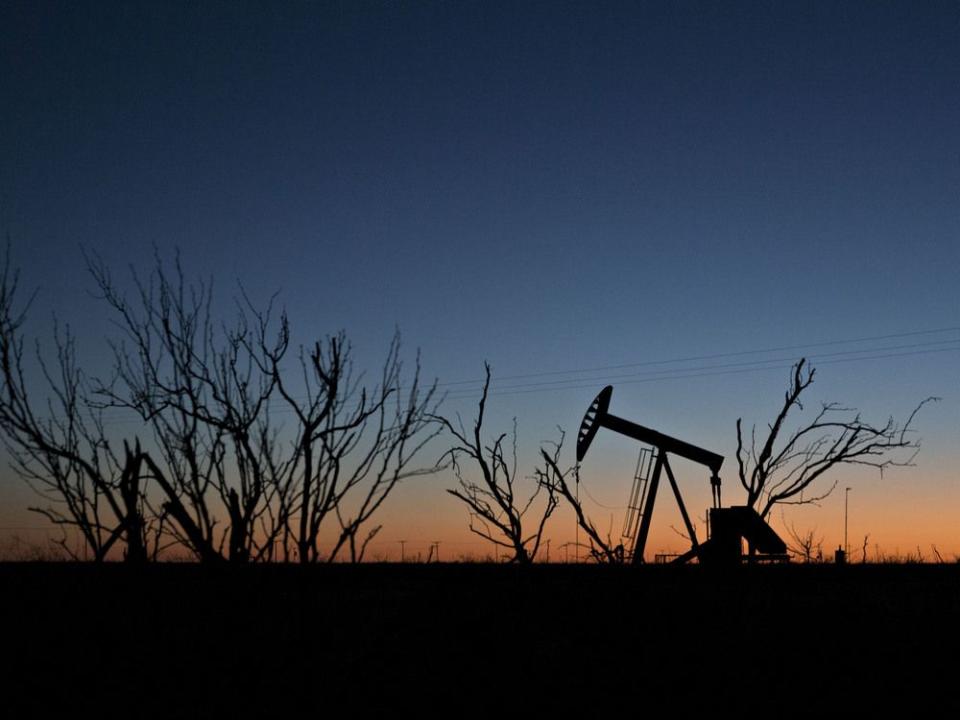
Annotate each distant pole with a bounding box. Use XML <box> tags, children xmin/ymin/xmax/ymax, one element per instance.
<box><xmin>398</xmin><ymin>539</ymin><xmax>407</xmax><ymax>562</ymax></box>
<box><xmin>844</xmin><ymin>487</ymin><xmax>851</xmax><ymax>556</ymax></box>
<box><xmin>432</xmin><ymin>541</ymin><xmax>441</xmax><ymax>563</ymax></box>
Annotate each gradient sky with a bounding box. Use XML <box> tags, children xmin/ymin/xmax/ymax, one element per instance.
<box><xmin>1</xmin><ymin>1</ymin><xmax>958</xmax><ymax>560</ymax></box>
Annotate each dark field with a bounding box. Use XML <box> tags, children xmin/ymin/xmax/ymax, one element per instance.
<box><xmin>3</xmin><ymin>563</ymin><xmax>959</xmax><ymax>714</ymax></box>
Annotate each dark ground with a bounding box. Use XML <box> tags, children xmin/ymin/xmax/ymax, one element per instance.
<box><xmin>2</xmin><ymin>563</ymin><xmax>958</xmax><ymax>715</ymax></box>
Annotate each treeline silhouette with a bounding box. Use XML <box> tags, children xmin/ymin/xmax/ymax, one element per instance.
<box><xmin>0</xmin><ymin>248</ymin><xmax>937</xmax><ymax>564</ymax></box>
<box><xmin>0</xmin><ymin>250</ymin><xmax>442</xmax><ymax>563</ymax></box>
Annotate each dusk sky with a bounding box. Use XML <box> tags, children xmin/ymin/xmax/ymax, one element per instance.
<box><xmin>1</xmin><ymin>1</ymin><xmax>958</xmax><ymax>560</ymax></box>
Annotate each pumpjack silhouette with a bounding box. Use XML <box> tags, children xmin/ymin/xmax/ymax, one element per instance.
<box><xmin>576</xmin><ymin>386</ymin><xmax>787</xmax><ymax>565</ymax></box>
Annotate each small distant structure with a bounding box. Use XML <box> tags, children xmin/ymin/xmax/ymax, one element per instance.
<box><xmin>576</xmin><ymin>385</ymin><xmax>787</xmax><ymax>566</ymax></box>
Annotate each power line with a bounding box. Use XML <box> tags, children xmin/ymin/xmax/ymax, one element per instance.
<box><xmin>433</xmin><ymin>324</ymin><xmax>960</xmax><ymax>388</ymax></box>
<box><xmin>39</xmin><ymin>324</ymin><xmax>960</xmax><ymax>424</ymax></box>
<box><xmin>450</xmin><ymin>344</ymin><xmax>960</xmax><ymax>400</ymax></box>
<box><xmin>442</xmin><ymin>337</ymin><xmax>960</xmax><ymax>396</ymax></box>
<box><xmin>578</xmin><ymin>483</ymin><xmax>625</xmax><ymax>511</ymax></box>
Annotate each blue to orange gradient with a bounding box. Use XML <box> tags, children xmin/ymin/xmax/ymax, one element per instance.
<box><xmin>0</xmin><ymin>1</ymin><xmax>957</xmax><ymax>560</ymax></box>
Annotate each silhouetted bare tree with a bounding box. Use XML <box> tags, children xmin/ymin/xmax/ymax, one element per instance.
<box><xmin>536</xmin><ymin>434</ymin><xmax>623</xmax><ymax>563</ymax></box>
<box><xmin>0</xmin><ymin>247</ymin><xmax>441</xmax><ymax>562</ymax></box>
<box><xmin>90</xmin><ymin>252</ymin><xmax>443</xmax><ymax>563</ymax></box>
<box><xmin>0</xmin><ymin>250</ymin><xmax>155</xmax><ymax>561</ymax></box>
<box><xmin>782</xmin><ymin>517</ymin><xmax>823</xmax><ymax>563</ymax></box>
<box><xmin>269</xmin><ymin>330</ymin><xmax>443</xmax><ymax>563</ymax></box>
<box><xmin>88</xmin><ymin>251</ymin><xmax>285</xmax><ymax>562</ymax></box>
<box><xmin>737</xmin><ymin>358</ymin><xmax>936</xmax><ymax>520</ymax></box>
<box><xmin>436</xmin><ymin>364</ymin><xmax>557</xmax><ymax>563</ymax></box>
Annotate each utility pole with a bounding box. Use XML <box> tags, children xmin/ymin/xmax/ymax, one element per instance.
<box><xmin>398</xmin><ymin>539</ymin><xmax>407</xmax><ymax>562</ymax></box>
<box><xmin>431</xmin><ymin>541</ymin><xmax>441</xmax><ymax>563</ymax></box>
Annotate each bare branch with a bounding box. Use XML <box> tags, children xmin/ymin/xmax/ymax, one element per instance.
<box><xmin>436</xmin><ymin>364</ymin><xmax>556</xmax><ymax>563</ymax></box>
<box><xmin>536</xmin><ymin>436</ymin><xmax>622</xmax><ymax>564</ymax></box>
<box><xmin>737</xmin><ymin>358</ymin><xmax>937</xmax><ymax>521</ymax></box>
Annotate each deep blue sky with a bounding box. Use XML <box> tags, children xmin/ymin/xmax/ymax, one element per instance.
<box><xmin>2</xmin><ymin>1</ymin><xmax>958</xmax><ymax>554</ymax></box>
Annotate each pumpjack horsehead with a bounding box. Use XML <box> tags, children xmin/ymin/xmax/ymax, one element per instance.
<box><xmin>576</xmin><ymin>386</ymin><xmax>787</xmax><ymax>565</ymax></box>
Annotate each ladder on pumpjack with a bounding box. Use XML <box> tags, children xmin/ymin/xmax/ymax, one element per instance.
<box><xmin>622</xmin><ymin>447</ymin><xmax>657</xmax><ymax>560</ymax></box>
